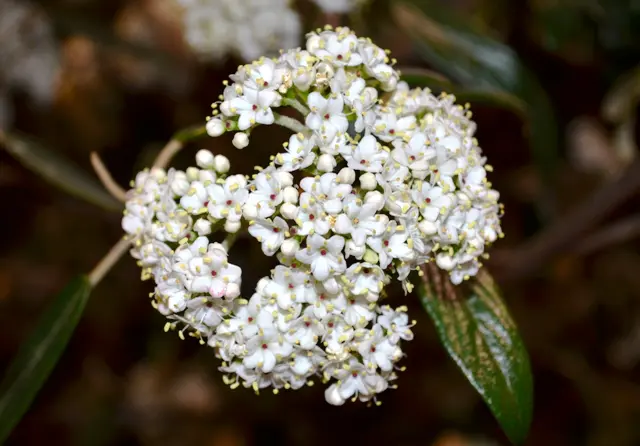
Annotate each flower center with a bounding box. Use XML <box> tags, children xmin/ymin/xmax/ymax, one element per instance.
<box><xmin>309</xmin><ymin>214</ymin><xmax>315</xmax><ymax>221</ymax></box>
<box><xmin>252</xmin><ymin>104</ymin><xmax>258</xmax><ymax>111</ymax></box>
<box><xmin>351</xmin><ymin>372</ymin><xmax>358</xmax><ymax>377</ymax></box>
<box><xmin>370</xmin><ymin>346</ymin><xmax>376</xmax><ymax>352</ymax></box>
<box><xmin>327</xmin><ymin>322</ymin><xmax>334</xmax><ymax>328</ymax></box>
<box><xmin>320</xmin><ymin>249</ymin><xmax>327</xmax><ymax>256</ymax></box>
<box><xmin>389</xmin><ymin>129</ymin><xmax>395</xmax><ymax>135</ymax></box>
<box><xmin>206</xmin><ymin>302</ymin><xmax>213</xmax><ymax>308</ymax></box>
<box><xmin>248</xmin><ymin>317</ymin><xmax>254</xmax><ymax>322</ymax></box>
<box><xmin>383</xmin><ymin>240</ymin><xmax>389</xmax><ymax>247</ymax></box>
<box><xmin>425</xmin><ymin>198</ymin><xmax>431</xmax><ymax>203</ymax></box>
<box><xmin>261</xmin><ymin>343</ymin><xmax>268</xmax><ymax>349</ymax></box>
<box><xmin>360</xmin><ymin>159</ymin><xmax>366</xmax><ymax>165</ymax></box>
<box><xmin>226</xmin><ymin>200</ymin><xmax>233</xmax><ymax>205</ymax></box>
<box><xmin>337</xmin><ymin>54</ymin><xmax>343</xmax><ymax>60</ymax></box>
<box><xmin>305</xmin><ymin>321</ymin><xmax>311</xmax><ymax>327</ymax></box>
<box><xmin>211</xmin><ymin>271</ymin><xmax>218</xmax><ymax>277</ymax></box>
<box><xmin>323</xmin><ymin>113</ymin><xmax>330</xmax><ymax>120</ymax></box>
<box><xmin>273</xmin><ymin>227</ymin><xmax>280</xmax><ymax>233</ymax></box>
<box><xmin>269</xmin><ymin>193</ymin><xmax>276</xmax><ymax>200</ymax></box>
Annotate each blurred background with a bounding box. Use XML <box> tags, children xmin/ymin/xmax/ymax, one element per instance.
<box><xmin>1</xmin><ymin>0</ymin><xmax>640</xmax><ymax>444</ymax></box>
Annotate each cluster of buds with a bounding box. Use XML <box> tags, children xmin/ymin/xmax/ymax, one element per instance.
<box><xmin>123</xmin><ymin>26</ymin><xmax>503</xmax><ymax>405</ymax></box>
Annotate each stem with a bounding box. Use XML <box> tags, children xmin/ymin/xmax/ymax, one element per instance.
<box><xmin>282</xmin><ymin>98</ymin><xmax>309</xmax><ymax>116</ymax></box>
<box><xmin>90</xmin><ymin>152</ymin><xmax>127</xmax><ymax>202</ymax></box>
<box><xmin>222</xmin><ymin>231</ymin><xmax>239</xmax><ymax>251</ymax></box>
<box><xmin>88</xmin><ymin>238</ymin><xmax>131</xmax><ymax>287</ymax></box>
<box><xmin>274</xmin><ymin>114</ymin><xmax>307</xmax><ymax>134</ymax></box>
<box><xmin>153</xmin><ymin>139</ymin><xmax>183</xmax><ymax>170</ymax></box>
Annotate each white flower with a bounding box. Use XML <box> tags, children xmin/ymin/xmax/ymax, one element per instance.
<box><xmin>295</xmin><ymin>234</ymin><xmax>346</xmax><ymax>281</ymax></box>
<box><xmin>243</xmin><ymin>326</ymin><xmax>293</xmax><ymax>373</ymax></box>
<box><xmin>206</xmin><ymin>175</ymin><xmax>248</xmax><ymax>222</ymax></box>
<box><xmin>275</xmin><ymin>133</ymin><xmax>317</xmax><ymax>171</ymax></box>
<box><xmin>346</xmin><ymin>134</ymin><xmax>388</xmax><ymax>172</ymax></box>
<box><xmin>312</xmin><ymin>0</ymin><xmax>359</xmax><ymax>13</ymax></box>
<box><xmin>305</xmin><ymin>92</ymin><xmax>348</xmax><ymax>143</ymax></box>
<box><xmin>377</xmin><ymin>306</ymin><xmax>414</xmax><ymax>342</ymax></box>
<box><xmin>366</xmin><ymin>222</ymin><xmax>415</xmax><ymax>269</ymax></box>
<box><xmin>412</xmin><ymin>183</ymin><xmax>456</xmax><ymax>222</ymax></box>
<box><xmin>248</xmin><ymin>217</ymin><xmax>289</xmax><ymax>256</ymax></box>
<box><xmin>307</xmin><ymin>28</ymin><xmax>362</xmax><ymax>67</ymax></box>
<box><xmin>358</xmin><ymin>325</ymin><xmax>401</xmax><ymax>371</ymax></box>
<box><xmin>244</xmin><ymin>171</ymin><xmax>284</xmax><ymax>219</ymax></box>
<box><xmin>229</xmin><ymin>88</ymin><xmax>279</xmax><ymax>129</ymax></box>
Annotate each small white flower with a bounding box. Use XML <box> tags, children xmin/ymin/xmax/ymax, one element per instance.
<box><xmin>305</xmin><ymin>92</ymin><xmax>348</xmax><ymax>143</ymax></box>
<box><xmin>295</xmin><ymin>234</ymin><xmax>346</xmax><ymax>281</ymax></box>
<box><xmin>248</xmin><ymin>217</ymin><xmax>289</xmax><ymax>256</ymax></box>
<box><xmin>346</xmin><ymin>134</ymin><xmax>388</xmax><ymax>172</ymax></box>
<box><xmin>206</xmin><ymin>175</ymin><xmax>248</xmax><ymax>222</ymax></box>
<box><xmin>229</xmin><ymin>88</ymin><xmax>279</xmax><ymax>130</ymax></box>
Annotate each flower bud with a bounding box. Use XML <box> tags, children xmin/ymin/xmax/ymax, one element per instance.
<box><xmin>170</xmin><ymin>172</ymin><xmax>190</xmax><ymax>196</ymax></box>
<box><xmin>363</xmin><ymin>248</ymin><xmax>379</xmax><ymax>264</ymax></box>
<box><xmin>198</xmin><ymin>170</ymin><xmax>216</xmax><ymax>184</ymax></box>
<box><xmin>325</xmin><ymin>385</ymin><xmax>346</xmax><ymax>406</ymax></box>
<box><xmin>196</xmin><ymin>149</ymin><xmax>215</xmax><ymax>168</ymax></box>
<box><xmin>257</xmin><ymin>277</ymin><xmax>270</xmax><ymax>294</ymax></box>
<box><xmin>317</xmin><ymin>154</ymin><xmax>336</xmax><ymax>172</ymax></box>
<box><xmin>323</xmin><ymin>278</ymin><xmax>340</xmax><ymax>294</ymax></box>
<box><xmin>220</xmin><ymin>101</ymin><xmax>233</xmax><ymax>116</ymax></box>
<box><xmin>186</xmin><ymin>167</ymin><xmax>200</xmax><ymax>181</ymax></box>
<box><xmin>232</xmin><ymin>132</ymin><xmax>249</xmax><ymax>149</ymax></box>
<box><xmin>346</xmin><ymin>240</ymin><xmax>366</xmax><ymax>259</ymax></box>
<box><xmin>337</xmin><ymin>167</ymin><xmax>355</xmax><ymax>184</ymax></box>
<box><xmin>243</xmin><ymin>203</ymin><xmax>258</xmax><ymax>220</ymax></box>
<box><xmin>306</xmin><ymin>35</ymin><xmax>322</xmax><ymax>53</ymax></box>
<box><xmin>206</xmin><ymin>118</ymin><xmax>225</xmax><ymax>137</ymax></box>
<box><xmin>364</xmin><ymin>190</ymin><xmax>385</xmax><ymax>209</ymax></box>
<box><xmin>275</xmin><ymin>171</ymin><xmax>293</xmax><ymax>187</ymax></box>
<box><xmin>418</xmin><ymin>220</ymin><xmax>437</xmax><ymax>236</ymax></box>
<box><xmin>360</xmin><ymin>172</ymin><xmax>377</xmax><ymax>190</ymax></box>
<box><xmin>283</xmin><ymin>186</ymin><xmax>299</xmax><ymax>204</ymax></box>
<box><xmin>224</xmin><ymin>219</ymin><xmax>242</xmax><ymax>233</ymax></box>
<box><xmin>280</xmin><ymin>202</ymin><xmax>298</xmax><ymax>220</ymax></box>
<box><xmin>214</xmin><ymin>155</ymin><xmax>230</xmax><ymax>173</ymax></box>
<box><xmin>225</xmin><ymin>283</ymin><xmax>241</xmax><ymax>299</ymax></box>
<box><xmin>436</xmin><ymin>253</ymin><xmax>456</xmax><ymax>271</ymax></box>
<box><xmin>280</xmin><ymin>238</ymin><xmax>299</xmax><ymax>257</ymax></box>
<box><xmin>194</xmin><ymin>218</ymin><xmax>213</xmax><ymax>235</ymax></box>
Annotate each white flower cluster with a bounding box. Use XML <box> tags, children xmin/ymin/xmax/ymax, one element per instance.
<box><xmin>123</xmin><ymin>26</ymin><xmax>503</xmax><ymax>405</ymax></box>
<box><xmin>176</xmin><ymin>0</ymin><xmax>301</xmax><ymax>62</ymax></box>
<box><xmin>0</xmin><ymin>0</ymin><xmax>59</xmax><ymax>129</ymax></box>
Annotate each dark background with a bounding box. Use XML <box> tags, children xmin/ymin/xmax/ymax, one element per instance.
<box><xmin>1</xmin><ymin>0</ymin><xmax>640</xmax><ymax>445</ymax></box>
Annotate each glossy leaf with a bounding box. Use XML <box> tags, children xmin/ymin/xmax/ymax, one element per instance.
<box><xmin>0</xmin><ymin>132</ymin><xmax>121</xmax><ymax>211</ymax></box>
<box><xmin>394</xmin><ymin>1</ymin><xmax>559</xmax><ymax>216</ymax></box>
<box><xmin>418</xmin><ymin>266</ymin><xmax>533</xmax><ymax>444</ymax></box>
<box><xmin>0</xmin><ymin>276</ymin><xmax>92</xmax><ymax>443</ymax></box>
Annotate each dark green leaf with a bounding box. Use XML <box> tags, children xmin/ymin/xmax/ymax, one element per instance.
<box><xmin>0</xmin><ymin>132</ymin><xmax>121</xmax><ymax>211</ymax></box>
<box><xmin>0</xmin><ymin>276</ymin><xmax>92</xmax><ymax>443</ymax></box>
<box><xmin>173</xmin><ymin>125</ymin><xmax>207</xmax><ymax>143</ymax></box>
<box><xmin>418</xmin><ymin>266</ymin><xmax>533</xmax><ymax>444</ymax></box>
<box><xmin>399</xmin><ymin>68</ymin><xmax>527</xmax><ymax>115</ymax></box>
<box><xmin>394</xmin><ymin>1</ymin><xmax>559</xmax><ymax>217</ymax></box>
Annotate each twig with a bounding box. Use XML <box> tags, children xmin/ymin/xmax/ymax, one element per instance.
<box><xmin>494</xmin><ymin>158</ymin><xmax>640</xmax><ymax>281</ymax></box>
<box><xmin>152</xmin><ymin>139</ymin><xmax>183</xmax><ymax>170</ymax></box>
<box><xmin>87</xmin><ymin>238</ymin><xmax>131</xmax><ymax>287</ymax></box>
<box><xmin>274</xmin><ymin>114</ymin><xmax>307</xmax><ymax>134</ymax></box>
<box><xmin>90</xmin><ymin>152</ymin><xmax>127</xmax><ymax>202</ymax></box>
<box><xmin>282</xmin><ymin>97</ymin><xmax>310</xmax><ymax>116</ymax></box>
<box><xmin>574</xmin><ymin>214</ymin><xmax>640</xmax><ymax>256</ymax></box>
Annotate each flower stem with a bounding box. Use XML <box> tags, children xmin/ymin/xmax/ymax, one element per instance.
<box><xmin>88</xmin><ymin>238</ymin><xmax>131</xmax><ymax>287</ymax></box>
<box><xmin>90</xmin><ymin>152</ymin><xmax>127</xmax><ymax>202</ymax></box>
<box><xmin>274</xmin><ymin>114</ymin><xmax>307</xmax><ymax>134</ymax></box>
<box><xmin>282</xmin><ymin>98</ymin><xmax>309</xmax><ymax>116</ymax></box>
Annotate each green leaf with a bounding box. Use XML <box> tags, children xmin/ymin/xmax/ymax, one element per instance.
<box><xmin>394</xmin><ymin>1</ymin><xmax>559</xmax><ymax>216</ymax></box>
<box><xmin>399</xmin><ymin>67</ymin><xmax>527</xmax><ymax>115</ymax></box>
<box><xmin>172</xmin><ymin>125</ymin><xmax>207</xmax><ymax>143</ymax></box>
<box><xmin>0</xmin><ymin>132</ymin><xmax>121</xmax><ymax>211</ymax></box>
<box><xmin>0</xmin><ymin>276</ymin><xmax>92</xmax><ymax>443</ymax></box>
<box><xmin>418</xmin><ymin>266</ymin><xmax>533</xmax><ymax>444</ymax></box>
